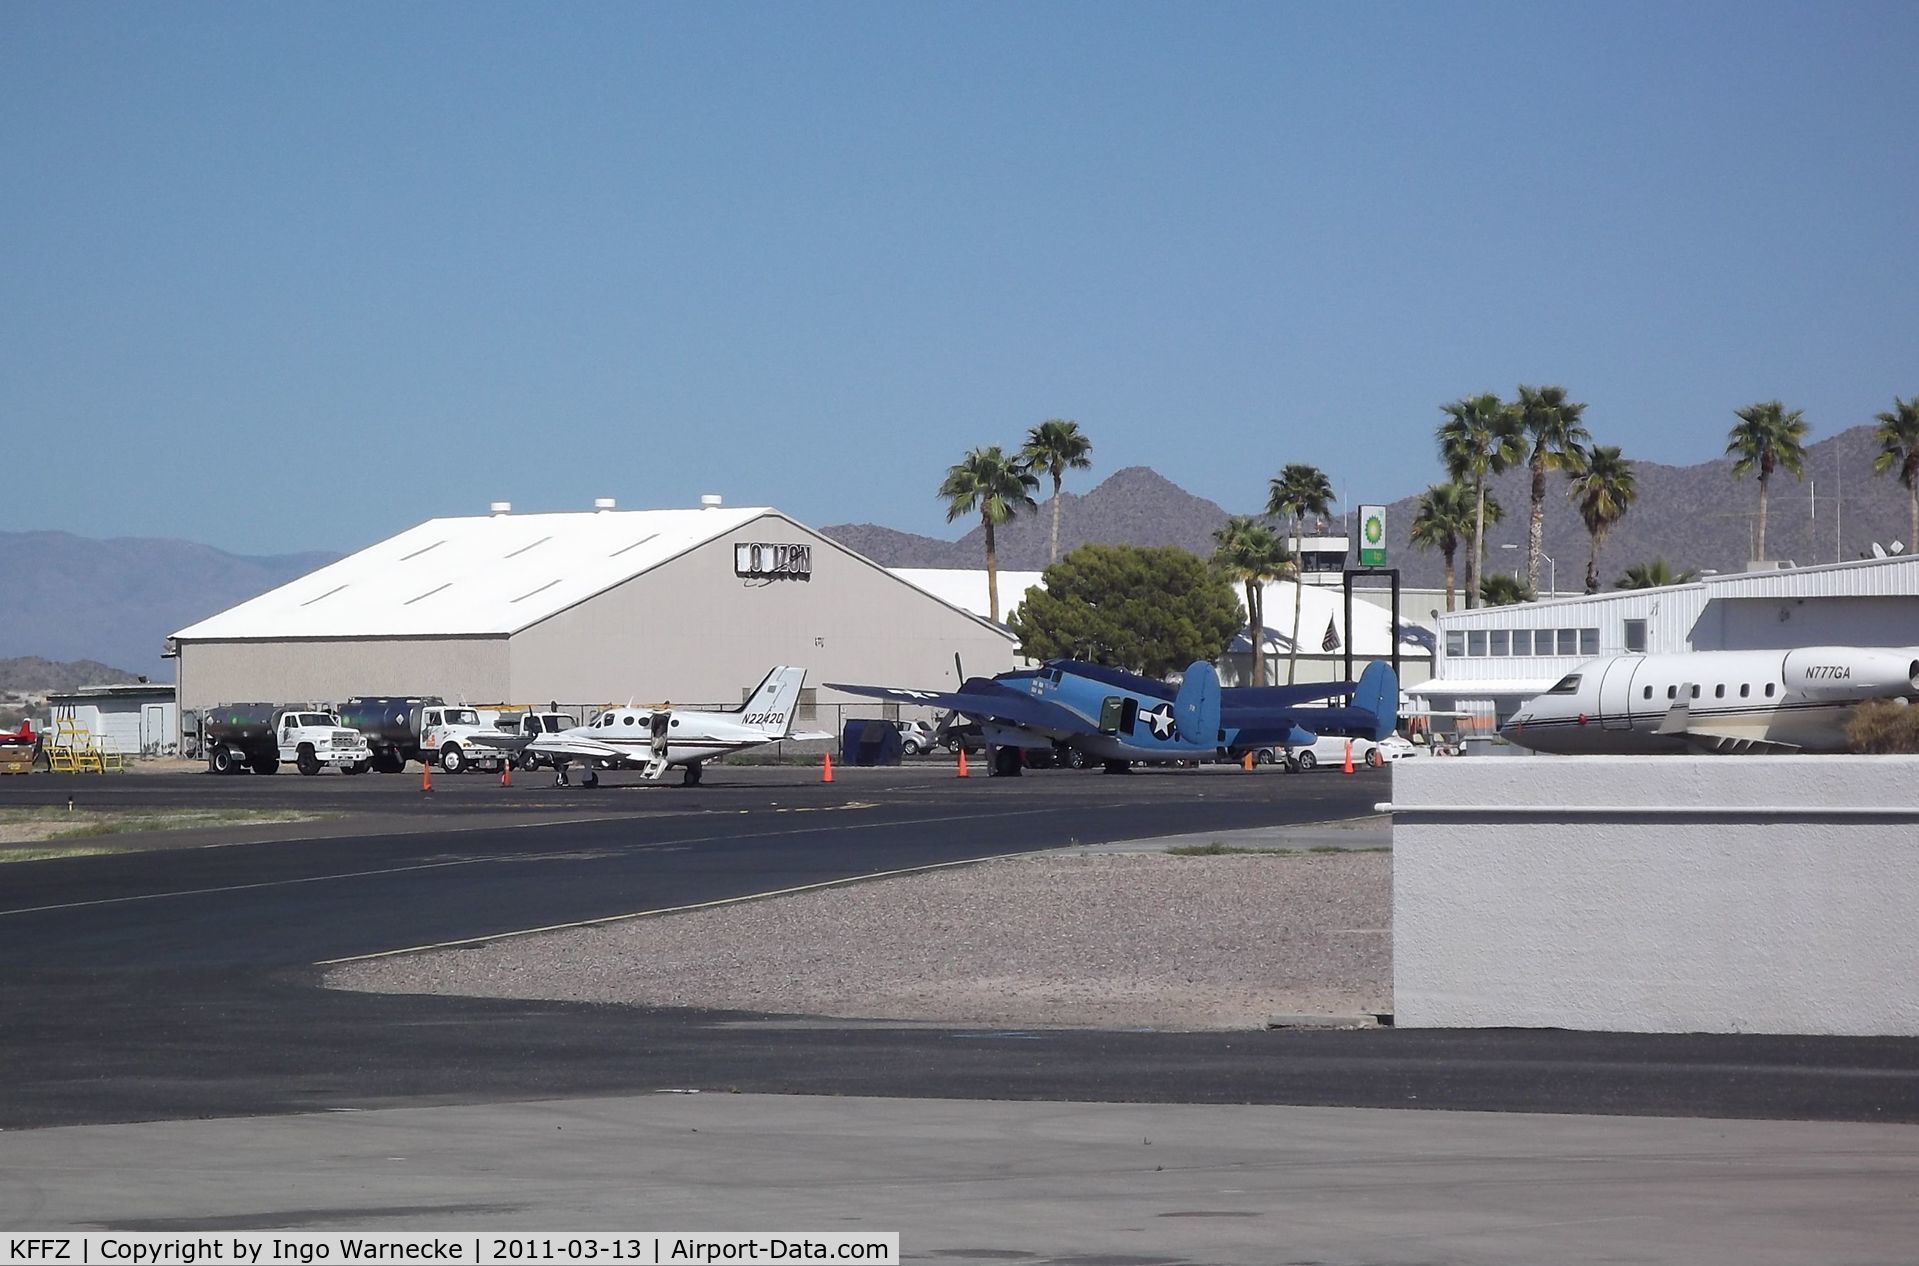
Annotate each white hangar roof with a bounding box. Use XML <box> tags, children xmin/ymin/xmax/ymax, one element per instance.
<box><xmin>889</xmin><ymin>568</ymin><xmax>1047</xmax><ymax>621</ymax></box>
<box><xmin>172</xmin><ymin>505</ymin><xmax>783</xmax><ymax>641</ymax></box>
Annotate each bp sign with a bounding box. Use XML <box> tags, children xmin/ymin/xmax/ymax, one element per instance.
<box><xmin>1358</xmin><ymin>505</ymin><xmax>1387</xmax><ymax>567</ymax></box>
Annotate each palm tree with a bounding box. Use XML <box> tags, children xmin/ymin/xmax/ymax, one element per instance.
<box><xmin>1020</xmin><ymin>418</ymin><xmax>1094</xmax><ymax>565</ymax></box>
<box><xmin>1725</xmin><ymin>400</ymin><xmax>1810</xmax><ymax>561</ymax></box>
<box><xmin>1871</xmin><ymin>396</ymin><xmax>1919</xmax><ymax>549</ymax></box>
<box><xmin>1565</xmin><ymin>445</ymin><xmax>1637</xmax><ymax>594</ymax></box>
<box><xmin>1211</xmin><ymin>517</ymin><xmax>1291</xmax><ymax>687</ymax></box>
<box><xmin>1437</xmin><ymin>393</ymin><xmax>1524</xmax><ymax>609</ymax></box>
<box><xmin>1265</xmin><ymin>464</ymin><xmax>1336</xmax><ymax>683</ymax></box>
<box><xmin>1477</xmin><ymin>574</ymin><xmax>1535</xmax><ymax>607</ymax></box>
<box><xmin>1409</xmin><ymin>482</ymin><xmax>1497</xmax><ymax>612</ymax></box>
<box><xmin>1617</xmin><ymin>559</ymin><xmax>1698</xmax><ymax>590</ymax></box>
<box><xmin>1514</xmin><ymin>385</ymin><xmax>1590</xmax><ymax>593</ymax></box>
<box><xmin>938</xmin><ymin>446</ymin><xmax>1038</xmax><ymax>622</ymax></box>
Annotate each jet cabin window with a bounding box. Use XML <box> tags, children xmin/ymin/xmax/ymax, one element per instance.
<box><xmin>1547</xmin><ymin>673</ymin><xmax>1582</xmax><ymax>695</ymax></box>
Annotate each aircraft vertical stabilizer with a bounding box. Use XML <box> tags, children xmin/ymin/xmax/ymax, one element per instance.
<box><xmin>1353</xmin><ymin>662</ymin><xmax>1398</xmax><ymax>741</ymax></box>
<box><xmin>737</xmin><ymin>666</ymin><xmax>808</xmax><ymax>735</ymax></box>
<box><xmin>1174</xmin><ymin>660</ymin><xmax>1222</xmax><ymax>745</ymax></box>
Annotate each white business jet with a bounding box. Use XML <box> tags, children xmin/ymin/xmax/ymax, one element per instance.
<box><xmin>1501</xmin><ymin>646</ymin><xmax>1919</xmax><ymax>754</ymax></box>
<box><xmin>525</xmin><ymin>666</ymin><xmax>829</xmax><ymax>786</ymax></box>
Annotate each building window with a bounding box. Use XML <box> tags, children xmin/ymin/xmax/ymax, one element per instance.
<box><xmin>1623</xmin><ymin>619</ymin><xmax>1647</xmax><ymax>653</ymax></box>
<box><xmin>1446</xmin><ymin>631</ymin><xmax>1465</xmax><ymax>658</ymax></box>
<box><xmin>1468</xmin><ymin>630</ymin><xmax>1488</xmax><ymax>657</ymax></box>
<box><xmin>1556</xmin><ymin>629</ymin><xmax>1578</xmax><ymax>656</ymax></box>
<box><xmin>1579</xmin><ymin>628</ymin><xmax>1599</xmax><ymax>656</ymax></box>
<box><xmin>1511</xmin><ymin>629</ymin><xmax>1531</xmax><ymax>656</ymax></box>
<box><xmin>1490</xmin><ymin>629</ymin><xmax>1510</xmax><ymax>656</ymax></box>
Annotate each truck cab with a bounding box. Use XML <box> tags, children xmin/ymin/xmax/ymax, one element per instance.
<box><xmin>419</xmin><ymin>705</ymin><xmax>505</xmax><ymax>774</ymax></box>
<box><xmin>276</xmin><ymin>711</ymin><xmax>372</xmax><ymax>776</ymax></box>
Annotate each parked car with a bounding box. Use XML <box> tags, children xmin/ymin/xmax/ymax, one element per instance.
<box><xmin>1286</xmin><ymin>733</ymin><xmax>1417</xmax><ymax>771</ymax></box>
<box><xmin>893</xmin><ymin>719</ymin><xmax>939</xmax><ymax>756</ymax></box>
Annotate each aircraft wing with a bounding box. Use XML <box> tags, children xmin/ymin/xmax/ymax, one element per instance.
<box><xmin>1655</xmin><ymin>693</ymin><xmax>1802</xmax><ymax>753</ymax></box>
<box><xmin>465</xmin><ymin>732</ymin><xmax>531</xmax><ymax>753</ymax></box>
<box><xmin>826</xmin><ymin>680</ymin><xmax>1096</xmax><ymax>737</ymax></box>
<box><xmin>786</xmin><ymin>731</ymin><xmax>834</xmax><ymax>742</ymax></box>
<box><xmin>524</xmin><ymin>736</ymin><xmax>637</xmax><ymax>764</ymax></box>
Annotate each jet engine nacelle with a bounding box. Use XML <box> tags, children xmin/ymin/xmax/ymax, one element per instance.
<box><xmin>1780</xmin><ymin>647</ymin><xmax>1919</xmax><ymax>699</ymax></box>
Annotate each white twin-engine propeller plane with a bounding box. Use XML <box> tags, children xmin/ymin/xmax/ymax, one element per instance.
<box><xmin>524</xmin><ymin>666</ymin><xmax>829</xmax><ymax>786</ymax></box>
<box><xmin>1501</xmin><ymin>646</ymin><xmax>1919</xmax><ymax>755</ymax></box>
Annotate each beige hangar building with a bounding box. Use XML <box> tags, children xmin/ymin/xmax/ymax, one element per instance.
<box><xmin>167</xmin><ymin>500</ymin><xmax>1019</xmax><ymax>730</ymax></box>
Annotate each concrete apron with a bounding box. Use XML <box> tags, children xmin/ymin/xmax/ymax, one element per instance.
<box><xmin>7</xmin><ymin>1092</ymin><xmax>1916</xmax><ymax>1265</ymax></box>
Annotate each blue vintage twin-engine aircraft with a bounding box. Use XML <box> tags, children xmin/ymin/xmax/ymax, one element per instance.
<box><xmin>828</xmin><ymin>659</ymin><xmax>1398</xmax><ymax>775</ymax></box>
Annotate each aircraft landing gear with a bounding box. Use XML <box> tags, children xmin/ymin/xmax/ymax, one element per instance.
<box><xmin>582</xmin><ymin>769</ymin><xmax>600</xmax><ymax>788</ymax></box>
<box><xmin>680</xmin><ymin>762</ymin><xmax>703</xmax><ymax>787</ymax></box>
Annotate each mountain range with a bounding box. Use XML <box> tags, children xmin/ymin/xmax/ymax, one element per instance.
<box><xmin>9</xmin><ymin>426</ymin><xmax>1913</xmax><ymax>682</ymax></box>
<box><xmin>824</xmin><ymin>427</ymin><xmax>1914</xmax><ymax>599</ymax></box>
<box><xmin>0</xmin><ymin>533</ymin><xmax>340</xmax><ymax>680</ymax></box>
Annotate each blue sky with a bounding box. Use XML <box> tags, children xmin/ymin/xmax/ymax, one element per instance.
<box><xmin>6</xmin><ymin>2</ymin><xmax>1915</xmax><ymax>554</ymax></box>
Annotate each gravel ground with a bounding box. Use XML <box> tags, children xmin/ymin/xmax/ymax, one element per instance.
<box><xmin>330</xmin><ymin>852</ymin><xmax>1391</xmax><ymax>1030</ymax></box>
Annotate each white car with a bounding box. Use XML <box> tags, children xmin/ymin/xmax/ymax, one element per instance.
<box><xmin>893</xmin><ymin>719</ymin><xmax>940</xmax><ymax>756</ymax></box>
<box><xmin>1286</xmin><ymin>733</ymin><xmax>1417</xmax><ymax>772</ymax></box>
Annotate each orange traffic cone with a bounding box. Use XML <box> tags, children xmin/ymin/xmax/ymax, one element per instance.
<box><xmin>821</xmin><ymin>752</ymin><xmax>834</xmax><ymax>783</ymax></box>
<box><xmin>1241</xmin><ymin>751</ymin><xmax>1254</xmax><ymax>771</ymax></box>
<box><xmin>421</xmin><ymin>759</ymin><xmax>433</xmax><ymax>793</ymax></box>
<box><xmin>956</xmin><ymin>747</ymin><xmax>969</xmax><ymax>778</ymax></box>
<box><xmin>500</xmin><ymin>761</ymin><xmax>511</xmax><ymax>788</ymax></box>
<box><xmin>1342</xmin><ymin>740</ymin><xmax>1355</xmax><ymax>774</ymax></box>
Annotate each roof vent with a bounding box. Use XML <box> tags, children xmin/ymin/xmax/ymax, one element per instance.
<box><xmin>594</xmin><ymin>497</ymin><xmax>617</xmax><ymax>512</ymax></box>
<box><xmin>489</xmin><ymin>501</ymin><xmax>512</xmax><ymax>516</ymax></box>
<box><xmin>700</xmin><ymin>494</ymin><xmax>723</xmax><ymax>509</ymax></box>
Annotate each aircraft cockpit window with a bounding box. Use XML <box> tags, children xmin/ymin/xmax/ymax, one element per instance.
<box><xmin>1546</xmin><ymin>674</ymin><xmax>1581</xmax><ymax>695</ymax></box>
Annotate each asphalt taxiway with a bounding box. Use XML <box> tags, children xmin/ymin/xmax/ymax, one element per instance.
<box><xmin>2</xmin><ymin>763</ymin><xmax>1916</xmax><ymax>1136</ymax></box>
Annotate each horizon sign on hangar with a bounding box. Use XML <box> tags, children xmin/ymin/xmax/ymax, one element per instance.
<box><xmin>735</xmin><ymin>541</ymin><xmax>813</xmax><ymax>579</ymax></box>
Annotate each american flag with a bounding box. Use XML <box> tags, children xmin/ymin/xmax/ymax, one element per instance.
<box><xmin>1321</xmin><ymin>615</ymin><xmax>1342</xmax><ymax>652</ymax></box>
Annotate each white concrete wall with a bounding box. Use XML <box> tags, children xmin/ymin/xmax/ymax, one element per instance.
<box><xmin>1392</xmin><ymin>756</ymin><xmax>1919</xmax><ymax>1035</ymax></box>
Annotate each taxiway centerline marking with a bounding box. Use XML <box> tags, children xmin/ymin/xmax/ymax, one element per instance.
<box><xmin>0</xmin><ymin>806</ymin><xmax>1062</xmax><ymax>920</ymax></box>
<box><xmin>315</xmin><ymin>846</ymin><xmax>1048</xmax><ymax>964</ymax></box>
